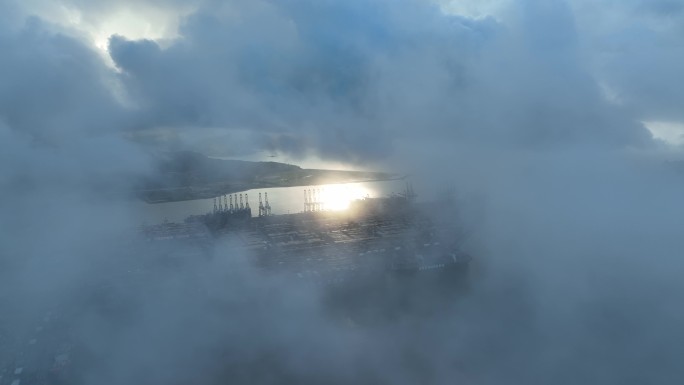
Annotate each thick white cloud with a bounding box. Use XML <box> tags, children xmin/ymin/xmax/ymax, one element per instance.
<box><xmin>5</xmin><ymin>0</ymin><xmax>682</xmax><ymax>159</ymax></box>
<box><xmin>3</xmin><ymin>2</ymin><xmax>684</xmax><ymax>384</ymax></box>
<box><xmin>0</xmin><ymin>14</ymin><xmax>129</xmax><ymax>142</ymax></box>
<box><xmin>99</xmin><ymin>0</ymin><xmax>656</xmax><ymax>162</ymax></box>
<box><xmin>436</xmin><ymin>0</ymin><xmax>512</xmax><ymax>19</ymax></box>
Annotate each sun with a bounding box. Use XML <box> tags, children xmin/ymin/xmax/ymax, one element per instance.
<box><xmin>320</xmin><ymin>184</ymin><xmax>371</xmax><ymax>211</ymax></box>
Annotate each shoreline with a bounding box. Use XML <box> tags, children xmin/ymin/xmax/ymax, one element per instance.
<box><xmin>139</xmin><ymin>175</ymin><xmax>406</xmax><ymax>204</ymax></box>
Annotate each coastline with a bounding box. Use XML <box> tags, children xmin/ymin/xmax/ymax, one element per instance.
<box><xmin>139</xmin><ymin>174</ymin><xmax>406</xmax><ymax>204</ymax></box>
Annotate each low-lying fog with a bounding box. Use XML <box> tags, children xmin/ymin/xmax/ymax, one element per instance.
<box><xmin>2</xmin><ymin>0</ymin><xmax>684</xmax><ymax>384</ymax></box>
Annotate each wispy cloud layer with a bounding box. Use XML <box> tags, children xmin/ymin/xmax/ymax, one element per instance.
<box><xmin>3</xmin><ymin>1</ymin><xmax>684</xmax><ymax>384</ymax></box>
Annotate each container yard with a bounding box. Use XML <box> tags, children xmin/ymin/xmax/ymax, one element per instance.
<box><xmin>140</xmin><ymin>185</ymin><xmax>472</xmax><ymax>285</ymax></box>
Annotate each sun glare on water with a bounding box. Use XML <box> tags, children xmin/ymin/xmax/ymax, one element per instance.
<box><xmin>318</xmin><ymin>184</ymin><xmax>372</xmax><ymax>211</ymax></box>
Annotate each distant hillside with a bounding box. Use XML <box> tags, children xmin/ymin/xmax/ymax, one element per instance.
<box><xmin>137</xmin><ymin>151</ymin><xmax>399</xmax><ymax>203</ymax></box>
